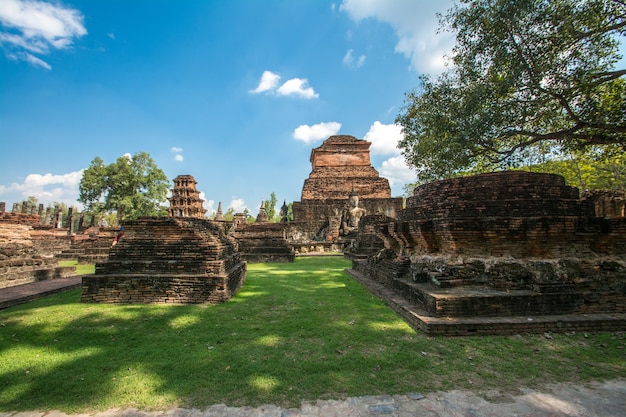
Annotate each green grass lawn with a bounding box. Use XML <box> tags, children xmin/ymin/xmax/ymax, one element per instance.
<box><xmin>1</xmin><ymin>257</ymin><xmax>624</xmax><ymax>413</ymax></box>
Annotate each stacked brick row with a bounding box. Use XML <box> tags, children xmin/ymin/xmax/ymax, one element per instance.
<box><xmin>301</xmin><ymin>135</ymin><xmax>391</xmax><ymax>200</ymax></box>
<box><xmin>405</xmin><ymin>171</ymin><xmax>585</xmax><ymax>218</ymax></box>
<box><xmin>395</xmin><ymin>171</ymin><xmax>626</xmax><ymax>258</ymax></box>
<box><xmin>56</xmin><ymin>231</ymin><xmax>116</xmax><ymax>264</ymax></box>
<box><xmin>0</xmin><ymin>222</ymin><xmax>74</xmax><ymax>289</ymax></box>
<box><xmin>81</xmin><ymin>217</ymin><xmax>246</xmax><ymax>304</ymax></box>
<box><xmin>235</xmin><ymin>223</ymin><xmax>295</xmax><ymax>263</ymax></box>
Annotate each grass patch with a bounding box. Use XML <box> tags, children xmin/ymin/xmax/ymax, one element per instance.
<box><xmin>57</xmin><ymin>260</ymin><xmax>95</xmax><ymax>275</ymax></box>
<box><xmin>1</xmin><ymin>257</ymin><xmax>624</xmax><ymax>412</ymax></box>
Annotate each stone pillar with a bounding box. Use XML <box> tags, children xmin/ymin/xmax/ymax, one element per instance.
<box><xmin>78</xmin><ymin>212</ymin><xmax>85</xmax><ymax>230</ymax></box>
<box><xmin>21</xmin><ymin>201</ymin><xmax>28</xmax><ymax>214</ymax></box>
<box><xmin>0</xmin><ymin>202</ymin><xmax>5</xmax><ymax>213</ymax></box>
<box><xmin>38</xmin><ymin>204</ymin><xmax>44</xmax><ymax>217</ymax></box>
<box><xmin>54</xmin><ymin>207</ymin><xmax>63</xmax><ymax>229</ymax></box>
<box><xmin>12</xmin><ymin>203</ymin><xmax>19</xmax><ymax>213</ymax></box>
<box><xmin>29</xmin><ymin>205</ymin><xmax>35</xmax><ymax>215</ymax></box>
<box><xmin>44</xmin><ymin>207</ymin><xmax>52</xmax><ymax>225</ymax></box>
<box><xmin>67</xmin><ymin>207</ymin><xmax>74</xmax><ymax>235</ymax></box>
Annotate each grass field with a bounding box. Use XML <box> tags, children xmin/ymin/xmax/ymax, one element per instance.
<box><xmin>1</xmin><ymin>256</ymin><xmax>624</xmax><ymax>413</ymax></box>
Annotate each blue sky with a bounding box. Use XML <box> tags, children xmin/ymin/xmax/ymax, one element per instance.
<box><xmin>0</xmin><ymin>0</ymin><xmax>458</xmax><ymax>215</ymax></box>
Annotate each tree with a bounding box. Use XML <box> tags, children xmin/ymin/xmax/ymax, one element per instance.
<box><xmin>526</xmin><ymin>144</ymin><xmax>626</xmax><ymax>192</ymax></box>
<box><xmin>78</xmin><ymin>152</ymin><xmax>170</xmax><ymax>222</ymax></box>
<box><xmin>397</xmin><ymin>0</ymin><xmax>626</xmax><ymax>182</ymax></box>
<box><xmin>223</xmin><ymin>207</ymin><xmax>235</xmax><ymax>222</ymax></box>
<box><xmin>264</xmin><ymin>192</ymin><xmax>278</xmax><ymax>222</ymax></box>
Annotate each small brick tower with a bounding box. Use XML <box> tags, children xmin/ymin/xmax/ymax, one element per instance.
<box><xmin>168</xmin><ymin>175</ymin><xmax>207</xmax><ymax>218</ymax></box>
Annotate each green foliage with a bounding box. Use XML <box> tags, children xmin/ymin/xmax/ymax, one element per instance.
<box><xmin>397</xmin><ymin>0</ymin><xmax>626</xmax><ymax>182</ymax></box>
<box><xmin>223</xmin><ymin>207</ymin><xmax>235</xmax><ymax>222</ymax></box>
<box><xmin>0</xmin><ymin>257</ymin><xmax>623</xmax><ymax>413</ymax></box>
<box><xmin>25</xmin><ymin>196</ymin><xmax>38</xmax><ymax>208</ymax></box>
<box><xmin>525</xmin><ymin>145</ymin><xmax>626</xmax><ymax>192</ymax></box>
<box><xmin>264</xmin><ymin>192</ymin><xmax>278</xmax><ymax>222</ymax></box>
<box><xmin>243</xmin><ymin>208</ymin><xmax>255</xmax><ymax>223</ymax></box>
<box><xmin>78</xmin><ymin>152</ymin><xmax>169</xmax><ymax>221</ymax></box>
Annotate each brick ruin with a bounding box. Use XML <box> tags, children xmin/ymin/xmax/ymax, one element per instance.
<box><xmin>346</xmin><ymin>171</ymin><xmax>626</xmax><ymax>335</ymax></box>
<box><xmin>4</xmin><ymin>137</ymin><xmax>624</xmax><ymax>330</ymax></box>
<box><xmin>0</xmin><ymin>209</ymin><xmax>75</xmax><ymax>289</ymax></box>
<box><xmin>168</xmin><ymin>174</ymin><xmax>208</xmax><ymax>218</ymax></box>
<box><xmin>0</xmin><ymin>198</ymin><xmax>129</xmax><ymax>291</ymax></box>
<box><xmin>81</xmin><ymin>217</ymin><xmax>246</xmax><ymax>304</ymax></box>
<box><xmin>233</xmin><ymin>202</ymin><xmax>295</xmax><ymax>263</ymax></box>
<box><xmin>288</xmin><ymin>135</ymin><xmax>403</xmax><ymax>251</ymax></box>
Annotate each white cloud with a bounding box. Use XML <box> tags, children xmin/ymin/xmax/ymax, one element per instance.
<box><xmin>342</xmin><ymin>48</ymin><xmax>366</xmax><ymax>69</ymax></box>
<box><xmin>0</xmin><ymin>170</ymin><xmax>84</xmax><ymax>208</ymax></box>
<box><xmin>341</xmin><ymin>0</ymin><xmax>454</xmax><ymax>74</ymax></box>
<box><xmin>228</xmin><ymin>198</ymin><xmax>247</xmax><ymax>213</ymax></box>
<box><xmin>250</xmin><ymin>70</ymin><xmax>281</xmax><ymax>93</ymax></box>
<box><xmin>6</xmin><ymin>50</ymin><xmax>51</xmax><ymax>69</ymax></box>
<box><xmin>363</xmin><ymin>121</ymin><xmax>404</xmax><ymax>155</ymax></box>
<box><xmin>250</xmin><ymin>70</ymin><xmax>319</xmax><ymax>99</ymax></box>
<box><xmin>0</xmin><ymin>0</ymin><xmax>87</xmax><ymax>68</ymax></box>
<box><xmin>276</xmin><ymin>78</ymin><xmax>319</xmax><ymax>99</ymax></box>
<box><xmin>200</xmin><ymin>193</ymin><xmax>215</xmax><ymax>216</ymax></box>
<box><xmin>378</xmin><ymin>155</ymin><xmax>416</xmax><ymax>192</ymax></box>
<box><xmin>23</xmin><ymin>51</ymin><xmax>50</xmax><ymax>69</ymax></box>
<box><xmin>293</xmin><ymin>122</ymin><xmax>342</xmax><ymax>144</ymax></box>
<box><xmin>171</xmin><ymin>146</ymin><xmax>184</xmax><ymax>162</ymax></box>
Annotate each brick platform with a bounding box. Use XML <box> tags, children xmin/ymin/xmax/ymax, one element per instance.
<box><xmin>347</xmin><ymin>268</ymin><xmax>626</xmax><ymax>336</ymax></box>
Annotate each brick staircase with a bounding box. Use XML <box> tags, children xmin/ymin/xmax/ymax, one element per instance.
<box><xmin>56</xmin><ymin>235</ymin><xmax>113</xmax><ymax>264</ymax></box>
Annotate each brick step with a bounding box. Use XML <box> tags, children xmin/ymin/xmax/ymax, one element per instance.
<box><xmin>55</xmin><ymin>252</ymin><xmax>80</xmax><ymax>260</ymax></box>
<box><xmin>428</xmin><ymin>272</ymin><xmax>473</xmax><ymax>288</ymax></box>
<box><xmin>78</xmin><ymin>254</ymin><xmax>109</xmax><ymax>264</ymax></box>
<box><xmin>97</xmin><ymin>260</ymin><xmax>228</xmax><ymax>274</ymax></box>
<box><xmin>390</xmin><ymin>278</ymin><xmax>585</xmax><ymax>317</ymax></box>
<box><xmin>83</xmin><ymin>247</ymin><xmax>110</xmax><ymax>253</ymax></box>
<box><xmin>57</xmin><ymin>248</ymin><xmax>85</xmax><ymax>255</ymax></box>
<box><xmin>346</xmin><ymin>268</ymin><xmax>626</xmax><ymax>336</ymax></box>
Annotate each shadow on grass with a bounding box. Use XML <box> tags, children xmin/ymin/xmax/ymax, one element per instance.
<box><xmin>0</xmin><ymin>257</ymin><xmax>427</xmax><ymax>412</ymax></box>
<box><xmin>1</xmin><ymin>257</ymin><xmax>624</xmax><ymax>413</ymax></box>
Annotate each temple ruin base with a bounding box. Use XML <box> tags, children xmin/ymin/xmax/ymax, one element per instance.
<box><xmin>81</xmin><ymin>217</ymin><xmax>246</xmax><ymax>304</ymax></box>
<box><xmin>345</xmin><ymin>171</ymin><xmax>626</xmax><ymax>335</ymax></box>
<box><xmin>347</xmin><ymin>268</ymin><xmax>626</xmax><ymax>336</ymax></box>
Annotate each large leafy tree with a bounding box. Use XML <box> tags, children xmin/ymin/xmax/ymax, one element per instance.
<box><xmin>78</xmin><ymin>152</ymin><xmax>170</xmax><ymax>222</ymax></box>
<box><xmin>397</xmin><ymin>0</ymin><xmax>626</xmax><ymax>182</ymax></box>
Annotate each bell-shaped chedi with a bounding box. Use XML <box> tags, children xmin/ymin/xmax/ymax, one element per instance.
<box><xmin>168</xmin><ymin>174</ymin><xmax>207</xmax><ymax>218</ymax></box>
<box><xmin>256</xmin><ymin>201</ymin><xmax>269</xmax><ymax>223</ymax></box>
<box><xmin>301</xmin><ymin>135</ymin><xmax>391</xmax><ymax>200</ymax></box>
